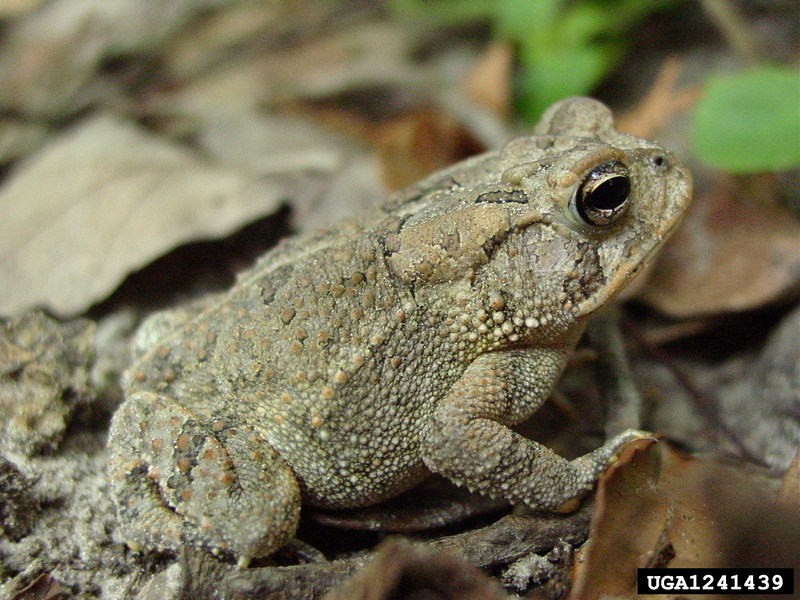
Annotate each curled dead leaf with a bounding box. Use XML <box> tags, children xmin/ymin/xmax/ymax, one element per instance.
<box><xmin>570</xmin><ymin>443</ymin><xmax>800</xmax><ymax>599</ymax></box>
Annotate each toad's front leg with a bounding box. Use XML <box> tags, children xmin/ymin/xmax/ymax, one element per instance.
<box><xmin>107</xmin><ymin>392</ymin><xmax>300</xmax><ymax>566</ymax></box>
<box><xmin>420</xmin><ymin>349</ymin><xmax>648</xmax><ymax>511</ymax></box>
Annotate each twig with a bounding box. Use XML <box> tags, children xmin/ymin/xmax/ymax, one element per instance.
<box><xmin>624</xmin><ymin>317</ymin><xmax>765</xmax><ymax>465</ymax></box>
<box><xmin>587</xmin><ymin>307</ymin><xmax>643</xmax><ymax>437</ymax></box>
<box><xmin>700</xmin><ymin>0</ymin><xmax>761</xmax><ymax>64</ymax></box>
<box><xmin>223</xmin><ymin>504</ymin><xmax>593</xmax><ymax>599</ymax></box>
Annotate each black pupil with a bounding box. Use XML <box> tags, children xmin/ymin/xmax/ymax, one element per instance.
<box><xmin>588</xmin><ymin>176</ymin><xmax>630</xmax><ymax>210</ymax></box>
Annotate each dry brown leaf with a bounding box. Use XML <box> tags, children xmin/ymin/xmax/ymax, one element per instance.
<box><xmin>162</xmin><ymin>2</ymin><xmax>284</xmax><ymax>81</ymax></box>
<box><xmin>0</xmin><ymin>0</ymin><xmax>223</xmax><ymax>117</ymax></box>
<box><xmin>0</xmin><ymin>114</ymin><xmax>321</xmax><ymax>316</ymax></box>
<box><xmin>196</xmin><ymin>111</ymin><xmax>343</xmax><ymax>177</ymax></box>
<box><xmin>641</xmin><ymin>175</ymin><xmax>800</xmax><ymax>318</ymax></box>
<box><xmin>159</xmin><ymin>21</ymin><xmax>419</xmax><ymax>120</ymax></box>
<box><xmin>717</xmin><ymin>304</ymin><xmax>800</xmax><ymax>470</ymax></box>
<box><xmin>571</xmin><ymin>443</ymin><xmax>799</xmax><ymax>599</ymax></box>
<box><xmin>569</xmin><ymin>439</ymin><xmax>666</xmax><ymax>599</ymax></box>
<box><xmin>322</xmin><ymin>538</ymin><xmax>506</xmax><ymax>600</ymax></box>
<box><xmin>195</xmin><ymin>110</ymin><xmax>375</xmax><ymax>233</ymax></box>
<box><xmin>0</xmin><ymin>118</ymin><xmax>48</xmax><ymax>165</ymax></box>
<box><xmin>374</xmin><ymin>108</ymin><xmax>484</xmax><ymax>191</ymax></box>
<box><xmin>7</xmin><ymin>572</ymin><xmax>64</xmax><ymax>600</ymax></box>
<box><xmin>462</xmin><ymin>40</ymin><xmax>513</xmax><ymax>120</ymax></box>
<box><xmin>616</xmin><ymin>57</ymin><xmax>701</xmax><ymax>139</ymax></box>
<box><xmin>0</xmin><ymin>0</ymin><xmax>44</xmax><ymax>18</ymax></box>
<box><xmin>778</xmin><ymin>449</ymin><xmax>800</xmax><ymax>511</ymax></box>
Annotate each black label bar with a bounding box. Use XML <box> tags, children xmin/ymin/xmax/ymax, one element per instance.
<box><xmin>637</xmin><ymin>568</ymin><xmax>794</xmax><ymax>595</ymax></box>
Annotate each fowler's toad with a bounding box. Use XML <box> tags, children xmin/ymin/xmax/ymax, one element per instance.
<box><xmin>108</xmin><ymin>98</ymin><xmax>692</xmax><ymax>565</ymax></box>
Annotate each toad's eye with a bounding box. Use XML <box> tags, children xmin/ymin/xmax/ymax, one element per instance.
<box><xmin>572</xmin><ymin>161</ymin><xmax>631</xmax><ymax>227</ymax></box>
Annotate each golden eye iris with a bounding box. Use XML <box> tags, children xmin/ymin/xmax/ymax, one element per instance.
<box><xmin>573</xmin><ymin>161</ymin><xmax>631</xmax><ymax>227</ymax></box>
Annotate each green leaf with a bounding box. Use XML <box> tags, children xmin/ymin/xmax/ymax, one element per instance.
<box><xmin>693</xmin><ymin>66</ymin><xmax>800</xmax><ymax>172</ymax></box>
<box><xmin>495</xmin><ymin>0</ymin><xmax>561</xmax><ymax>39</ymax></box>
<box><xmin>390</xmin><ymin>0</ymin><xmax>688</xmax><ymax>122</ymax></box>
<box><xmin>503</xmin><ymin>0</ymin><xmax>686</xmax><ymax>120</ymax></box>
<box><xmin>515</xmin><ymin>45</ymin><xmax>615</xmax><ymax>119</ymax></box>
<box><xmin>558</xmin><ymin>4</ymin><xmax>611</xmax><ymax>45</ymax></box>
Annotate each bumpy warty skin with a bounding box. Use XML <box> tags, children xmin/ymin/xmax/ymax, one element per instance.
<box><xmin>107</xmin><ymin>97</ymin><xmax>692</xmax><ymax>565</ymax></box>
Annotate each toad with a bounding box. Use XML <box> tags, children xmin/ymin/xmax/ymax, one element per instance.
<box><xmin>108</xmin><ymin>98</ymin><xmax>692</xmax><ymax>566</ymax></box>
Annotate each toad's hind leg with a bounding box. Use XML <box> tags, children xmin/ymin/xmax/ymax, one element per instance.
<box><xmin>107</xmin><ymin>392</ymin><xmax>300</xmax><ymax>566</ymax></box>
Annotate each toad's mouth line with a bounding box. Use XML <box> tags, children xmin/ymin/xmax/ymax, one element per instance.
<box><xmin>572</xmin><ymin>214</ymin><xmax>685</xmax><ymax>318</ymax></box>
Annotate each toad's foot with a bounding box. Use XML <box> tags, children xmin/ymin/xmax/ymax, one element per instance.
<box><xmin>556</xmin><ymin>428</ymin><xmax>656</xmax><ymax>511</ymax></box>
